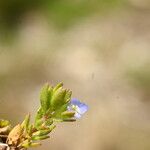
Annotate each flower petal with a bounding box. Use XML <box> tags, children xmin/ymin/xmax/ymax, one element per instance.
<box><xmin>74</xmin><ymin>113</ymin><xmax>82</xmax><ymax>119</ymax></box>
<box><xmin>68</xmin><ymin>98</ymin><xmax>88</xmax><ymax>119</ymax></box>
<box><xmin>77</xmin><ymin>103</ymin><xmax>88</xmax><ymax>114</ymax></box>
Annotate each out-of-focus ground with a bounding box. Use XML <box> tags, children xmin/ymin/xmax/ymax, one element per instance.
<box><xmin>0</xmin><ymin>0</ymin><xmax>150</xmax><ymax>150</ymax></box>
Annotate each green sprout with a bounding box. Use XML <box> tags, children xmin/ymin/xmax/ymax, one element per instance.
<box><xmin>0</xmin><ymin>83</ymin><xmax>88</xmax><ymax>149</ymax></box>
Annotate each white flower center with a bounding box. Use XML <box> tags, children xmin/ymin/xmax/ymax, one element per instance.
<box><xmin>71</xmin><ymin>105</ymin><xmax>81</xmax><ymax>114</ymax></box>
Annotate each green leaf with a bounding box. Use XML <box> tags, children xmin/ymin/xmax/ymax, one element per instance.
<box><xmin>51</xmin><ymin>88</ymin><xmax>66</xmax><ymax>110</ymax></box>
<box><xmin>61</xmin><ymin>111</ymin><xmax>75</xmax><ymax>118</ymax></box>
<box><xmin>0</xmin><ymin>120</ymin><xmax>10</xmax><ymax>128</ymax></box>
<box><xmin>21</xmin><ymin>140</ymin><xmax>41</xmax><ymax>148</ymax></box>
<box><xmin>52</xmin><ymin>103</ymin><xmax>68</xmax><ymax>120</ymax></box>
<box><xmin>53</xmin><ymin>82</ymin><xmax>63</xmax><ymax>92</ymax></box>
<box><xmin>21</xmin><ymin>114</ymin><xmax>30</xmax><ymax>132</ymax></box>
<box><xmin>34</xmin><ymin>119</ymin><xmax>43</xmax><ymax>130</ymax></box>
<box><xmin>43</xmin><ymin>119</ymin><xmax>53</xmax><ymax>127</ymax></box>
<box><xmin>35</xmin><ymin>108</ymin><xmax>44</xmax><ymax>129</ymax></box>
<box><xmin>32</xmin><ymin>125</ymin><xmax>56</xmax><ymax>137</ymax></box>
<box><xmin>64</xmin><ymin>90</ymin><xmax>72</xmax><ymax>102</ymax></box>
<box><xmin>28</xmin><ymin>124</ymin><xmax>33</xmax><ymax>135</ymax></box>
<box><xmin>20</xmin><ymin>139</ymin><xmax>30</xmax><ymax>148</ymax></box>
<box><xmin>29</xmin><ymin>142</ymin><xmax>41</xmax><ymax>147</ymax></box>
<box><xmin>40</xmin><ymin>84</ymin><xmax>52</xmax><ymax>113</ymax></box>
<box><xmin>31</xmin><ymin>135</ymin><xmax>50</xmax><ymax>141</ymax></box>
<box><xmin>35</xmin><ymin>108</ymin><xmax>43</xmax><ymax>120</ymax></box>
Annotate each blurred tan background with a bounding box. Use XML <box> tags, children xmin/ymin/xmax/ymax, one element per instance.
<box><xmin>0</xmin><ymin>0</ymin><xmax>150</xmax><ymax>150</ymax></box>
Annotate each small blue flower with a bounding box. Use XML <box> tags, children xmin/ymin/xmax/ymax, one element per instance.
<box><xmin>67</xmin><ymin>98</ymin><xmax>88</xmax><ymax>119</ymax></box>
